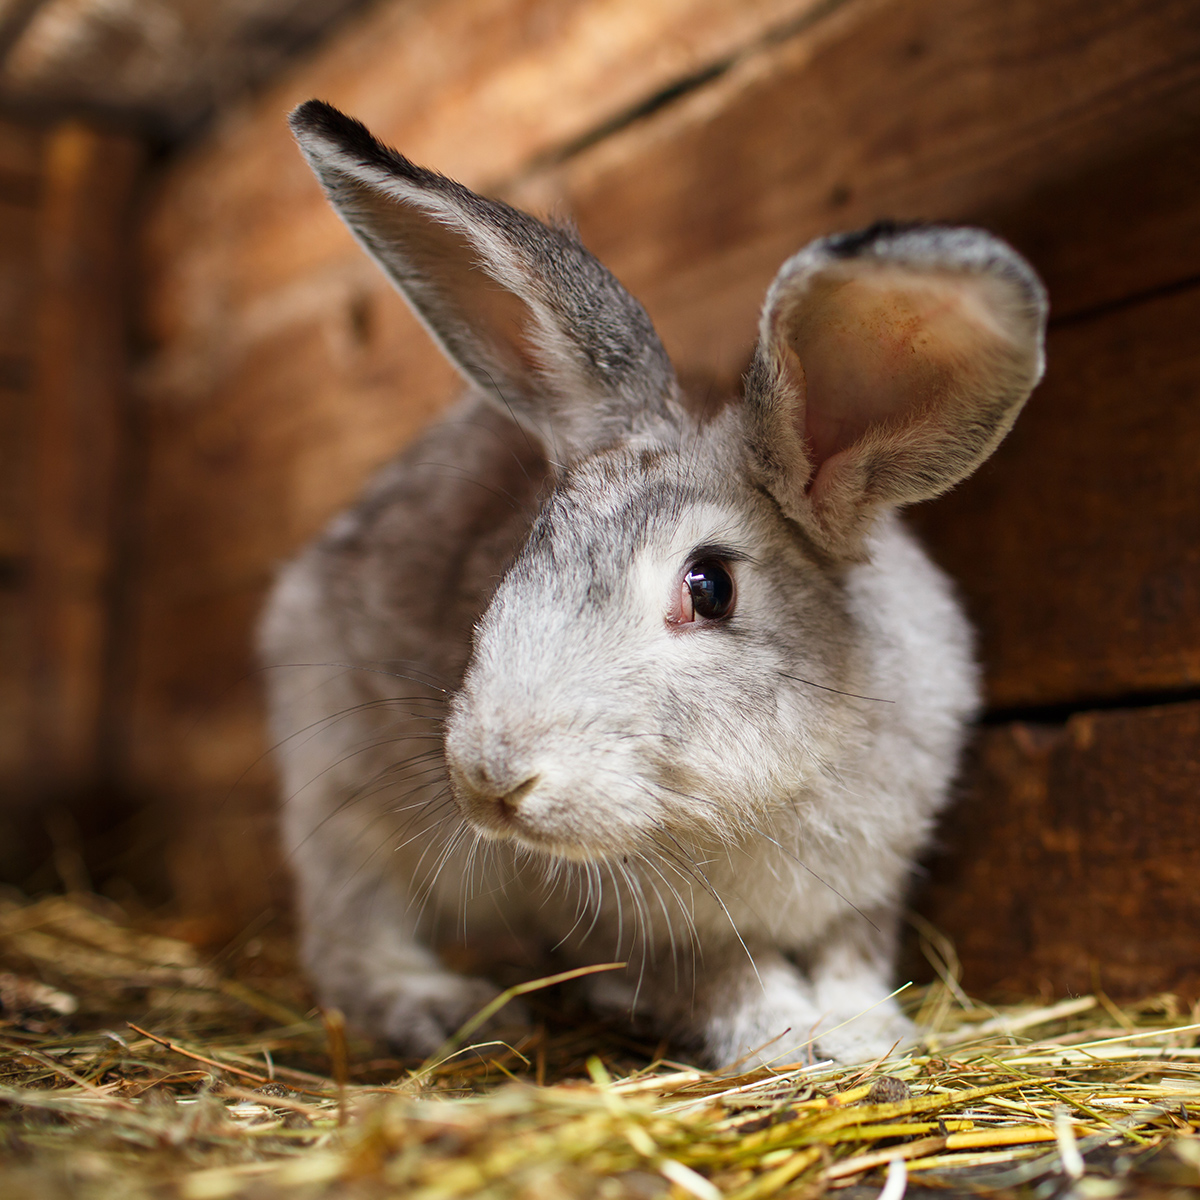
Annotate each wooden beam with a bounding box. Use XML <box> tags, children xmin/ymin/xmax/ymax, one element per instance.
<box><xmin>0</xmin><ymin>115</ymin><xmax>41</xmax><ymax>845</ymax></box>
<box><xmin>30</xmin><ymin>121</ymin><xmax>141</xmax><ymax>795</ymax></box>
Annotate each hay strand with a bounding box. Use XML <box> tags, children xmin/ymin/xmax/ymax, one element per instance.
<box><xmin>1</xmin><ymin>891</ymin><xmax>1197</xmax><ymax>1198</ymax></box>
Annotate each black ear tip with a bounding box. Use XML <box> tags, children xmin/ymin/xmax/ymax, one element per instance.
<box><xmin>287</xmin><ymin>99</ymin><xmax>396</xmax><ymax>171</ymax></box>
<box><xmin>287</xmin><ymin>99</ymin><xmax>369</xmax><ymax>145</ymax></box>
<box><xmin>288</xmin><ymin>98</ymin><xmax>333</xmax><ymax>132</ymax></box>
<box><xmin>825</xmin><ymin>220</ymin><xmax>923</xmax><ymax>259</ymax></box>
<box><xmin>287</xmin><ymin>101</ymin><xmax>430</xmax><ymax>186</ymax></box>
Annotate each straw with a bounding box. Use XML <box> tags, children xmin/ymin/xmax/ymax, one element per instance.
<box><xmin>1</xmin><ymin>891</ymin><xmax>1196</xmax><ymax>1199</ymax></box>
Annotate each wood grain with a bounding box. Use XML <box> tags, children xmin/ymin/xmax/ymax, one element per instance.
<box><xmin>517</xmin><ymin>0</ymin><xmax>1200</xmax><ymax>384</ymax></box>
<box><xmin>30</xmin><ymin>122</ymin><xmax>142</xmax><ymax>794</ymax></box>
<box><xmin>984</xmin><ymin>129</ymin><xmax>1200</xmax><ymax>323</ymax></box>
<box><xmin>913</xmin><ymin>286</ymin><xmax>1200</xmax><ymax>709</ymax></box>
<box><xmin>123</xmin><ymin>0</ymin><xmax>1200</xmax><ymax>927</ymax></box>
<box><xmin>0</xmin><ymin>116</ymin><xmax>41</xmax><ymax>801</ymax></box>
<box><xmin>916</xmin><ymin>703</ymin><xmax>1200</xmax><ymax>1001</ymax></box>
<box><xmin>140</xmin><ymin>0</ymin><xmax>829</xmax><ymax>350</ymax></box>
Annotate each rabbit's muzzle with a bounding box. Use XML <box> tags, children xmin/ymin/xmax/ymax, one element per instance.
<box><xmin>448</xmin><ymin>750</ymin><xmax>542</xmax><ymax>836</ymax></box>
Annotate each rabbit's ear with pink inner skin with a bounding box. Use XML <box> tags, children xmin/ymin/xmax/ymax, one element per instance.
<box><xmin>288</xmin><ymin>100</ymin><xmax>677</xmax><ymax>463</ymax></box>
<box><xmin>744</xmin><ymin>223</ymin><xmax>1047</xmax><ymax>559</ymax></box>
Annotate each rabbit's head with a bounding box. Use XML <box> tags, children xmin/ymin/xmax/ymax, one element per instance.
<box><xmin>291</xmin><ymin>101</ymin><xmax>1046</xmax><ymax>864</ymax></box>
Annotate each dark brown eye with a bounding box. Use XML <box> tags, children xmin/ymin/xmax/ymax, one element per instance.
<box><xmin>682</xmin><ymin>559</ymin><xmax>735</xmax><ymax>622</ymax></box>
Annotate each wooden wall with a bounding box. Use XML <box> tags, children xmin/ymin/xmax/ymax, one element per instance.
<box><xmin>0</xmin><ymin>116</ymin><xmax>142</xmax><ymax>886</ymax></box>
<box><xmin>0</xmin><ymin>0</ymin><xmax>373</xmax><ymax>133</ymax></box>
<box><xmin>0</xmin><ymin>118</ymin><xmax>43</xmax><ymax>879</ymax></box>
<box><xmin>116</xmin><ymin>0</ymin><xmax>1199</xmax><ymax>990</ymax></box>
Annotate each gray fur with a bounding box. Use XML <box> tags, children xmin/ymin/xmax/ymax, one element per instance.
<box><xmin>288</xmin><ymin>101</ymin><xmax>678</xmax><ymax>460</ymax></box>
<box><xmin>261</xmin><ymin>103</ymin><xmax>1046</xmax><ymax>1066</ymax></box>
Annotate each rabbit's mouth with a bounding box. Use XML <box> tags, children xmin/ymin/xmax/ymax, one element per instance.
<box><xmin>452</xmin><ymin>773</ymin><xmax>646</xmax><ymax>863</ymax></box>
<box><xmin>458</xmin><ymin>783</ymin><xmax>531</xmax><ymax>839</ymax></box>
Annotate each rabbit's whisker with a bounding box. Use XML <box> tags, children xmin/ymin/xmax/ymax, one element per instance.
<box><xmin>657</xmin><ymin>830</ymin><xmax>762</xmax><ymax>992</ymax></box>
<box><xmin>777</xmin><ymin>671</ymin><xmax>894</xmax><ymax>705</ymax></box>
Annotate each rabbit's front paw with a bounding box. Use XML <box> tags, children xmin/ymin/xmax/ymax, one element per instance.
<box><xmin>364</xmin><ymin>970</ymin><xmax>518</xmax><ymax>1057</ymax></box>
<box><xmin>812</xmin><ymin>1008</ymin><xmax>915</xmax><ymax>1066</ymax></box>
<box><xmin>695</xmin><ymin>956</ymin><xmax>826</xmax><ymax>1069</ymax></box>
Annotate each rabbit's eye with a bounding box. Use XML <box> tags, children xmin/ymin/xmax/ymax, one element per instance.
<box><xmin>680</xmin><ymin>559</ymin><xmax>735</xmax><ymax>623</ymax></box>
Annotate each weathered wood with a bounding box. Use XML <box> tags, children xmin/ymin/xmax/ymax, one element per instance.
<box><xmin>519</xmin><ymin>0</ymin><xmax>1200</xmax><ymax>383</ymax></box>
<box><xmin>984</xmin><ymin>129</ymin><xmax>1200</xmax><ymax>323</ymax></box>
<box><xmin>30</xmin><ymin>121</ymin><xmax>141</xmax><ymax>794</ymax></box>
<box><xmin>0</xmin><ymin>0</ymin><xmax>376</xmax><ymax>131</ymax></box>
<box><xmin>0</xmin><ymin>116</ymin><xmax>41</xmax><ymax>799</ymax></box>
<box><xmin>140</xmin><ymin>0</ymin><xmax>827</xmax><ymax>349</ymax></box>
<box><xmin>916</xmin><ymin>702</ymin><xmax>1200</xmax><ymax>1001</ymax></box>
<box><xmin>124</xmin><ymin>0</ymin><xmax>1200</xmax><ymax>926</ymax></box>
<box><xmin>912</xmin><ymin>286</ymin><xmax>1200</xmax><ymax>709</ymax></box>
<box><xmin>142</xmin><ymin>0</ymin><xmax>1200</xmax><ymax>372</ymax></box>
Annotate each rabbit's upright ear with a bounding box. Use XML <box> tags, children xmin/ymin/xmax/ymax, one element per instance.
<box><xmin>744</xmin><ymin>224</ymin><xmax>1046</xmax><ymax>558</ymax></box>
<box><xmin>289</xmin><ymin>101</ymin><xmax>676</xmax><ymax>460</ymax></box>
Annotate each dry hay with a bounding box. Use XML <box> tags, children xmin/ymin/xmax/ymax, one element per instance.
<box><xmin>1</xmin><ymin>891</ymin><xmax>1197</xmax><ymax>1199</ymax></box>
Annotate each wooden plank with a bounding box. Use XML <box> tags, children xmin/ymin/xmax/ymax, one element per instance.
<box><xmin>517</xmin><ymin>0</ymin><xmax>1200</xmax><ymax>385</ymax></box>
<box><xmin>4</xmin><ymin>0</ymin><xmax>796</xmax><ymax>136</ymax></box>
<box><xmin>0</xmin><ymin>115</ymin><xmax>40</xmax><ymax>796</ymax></box>
<box><xmin>30</xmin><ymin>121</ymin><xmax>142</xmax><ymax>794</ymax></box>
<box><xmin>0</xmin><ymin>197</ymin><xmax>39</xmax><ymax>362</ymax></box>
<box><xmin>142</xmin><ymin>0</ymin><xmax>1200</xmax><ymax>378</ymax></box>
<box><xmin>140</xmin><ymin>0</ymin><xmax>828</xmax><ymax>351</ymax></box>
<box><xmin>915</xmin><ymin>701</ymin><xmax>1200</xmax><ymax>1001</ymax></box>
<box><xmin>984</xmin><ymin>129</ymin><xmax>1200</xmax><ymax>323</ymax></box>
<box><xmin>912</xmin><ymin>286</ymin><xmax>1200</xmax><ymax>709</ymax></box>
<box><xmin>0</xmin><ymin>116</ymin><xmax>41</xmax><ymax>197</ymax></box>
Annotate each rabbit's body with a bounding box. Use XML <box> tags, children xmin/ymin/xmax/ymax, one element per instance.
<box><xmin>263</xmin><ymin>395</ymin><xmax>975</xmax><ymax>1064</ymax></box>
<box><xmin>262</xmin><ymin>102</ymin><xmax>1045</xmax><ymax>1066</ymax></box>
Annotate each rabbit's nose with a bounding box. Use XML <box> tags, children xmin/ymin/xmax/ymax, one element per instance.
<box><xmin>493</xmin><ymin>775</ymin><xmax>539</xmax><ymax>813</ymax></box>
<box><xmin>451</xmin><ymin>751</ymin><xmax>540</xmax><ymax>813</ymax></box>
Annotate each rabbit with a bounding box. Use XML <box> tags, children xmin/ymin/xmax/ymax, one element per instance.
<box><xmin>260</xmin><ymin>99</ymin><xmax>1046</xmax><ymax>1068</ymax></box>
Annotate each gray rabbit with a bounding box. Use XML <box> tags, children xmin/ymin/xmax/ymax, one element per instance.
<box><xmin>260</xmin><ymin>100</ymin><xmax>1046</xmax><ymax>1067</ymax></box>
